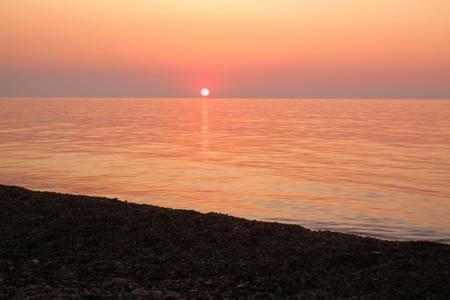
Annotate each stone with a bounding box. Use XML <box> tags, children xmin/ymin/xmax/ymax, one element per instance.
<box><xmin>112</xmin><ymin>278</ymin><xmax>128</xmax><ymax>286</ymax></box>
<box><xmin>250</xmin><ymin>292</ymin><xmax>275</xmax><ymax>300</ymax></box>
<box><xmin>149</xmin><ymin>289</ymin><xmax>163</xmax><ymax>300</ymax></box>
<box><xmin>26</xmin><ymin>284</ymin><xmax>41</xmax><ymax>290</ymax></box>
<box><xmin>131</xmin><ymin>288</ymin><xmax>150</xmax><ymax>297</ymax></box>
<box><xmin>165</xmin><ymin>291</ymin><xmax>181</xmax><ymax>299</ymax></box>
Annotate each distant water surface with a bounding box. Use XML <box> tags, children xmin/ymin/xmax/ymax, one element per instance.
<box><xmin>0</xmin><ymin>98</ymin><xmax>449</xmax><ymax>243</ymax></box>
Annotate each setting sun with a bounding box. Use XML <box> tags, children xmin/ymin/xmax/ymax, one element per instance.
<box><xmin>200</xmin><ymin>88</ymin><xmax>210</xmax><ymax>97</ymax></box>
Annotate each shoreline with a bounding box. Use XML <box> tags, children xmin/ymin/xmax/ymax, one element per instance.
<box><xmin>1</xmin><ymin>184</ymin><xmax>449</xmax><ymax>298</ymax></box>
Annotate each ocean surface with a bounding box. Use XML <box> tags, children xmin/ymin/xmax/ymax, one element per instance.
<box><xmin>1</xmin><ymin>98</ymin><xmax>449</xmax><ymax>243</ymax></box>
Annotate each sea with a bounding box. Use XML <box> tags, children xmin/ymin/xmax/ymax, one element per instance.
<box><xmin>1</xmin><ymin>98</ymin><xmax>449</xmax><ymax>243</ymax></box>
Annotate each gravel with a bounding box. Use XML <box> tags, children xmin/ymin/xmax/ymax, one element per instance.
<box><xmin>0</xmin><ymin>184</ymin><xmax>449</xmax><ymax>299</ymax></box>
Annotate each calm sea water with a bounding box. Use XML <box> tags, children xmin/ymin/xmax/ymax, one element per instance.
<box><xmin>0</xmin><ymin>98</ymin><xmax>449</xmax><ymax>242</ymax></box>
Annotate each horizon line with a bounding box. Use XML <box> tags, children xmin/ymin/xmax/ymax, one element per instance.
<box><xmin>1</xmin><ymin>96</ymin><xmax>450</xmax><ymax>100</ymax></box>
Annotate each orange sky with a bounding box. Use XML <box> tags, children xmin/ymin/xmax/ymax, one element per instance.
<box><xmin>1</xmin><ymin>0</ymin><xmax>450</xmax><ymax>97</ymax></box>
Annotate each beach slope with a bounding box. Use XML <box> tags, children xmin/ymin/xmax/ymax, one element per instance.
<box><xmin>0</xmin><ymin>184</ymin><xmax>449</xmax><ymax>299</ymax></box>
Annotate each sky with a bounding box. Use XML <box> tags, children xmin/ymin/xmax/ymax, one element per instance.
<box><xmin>1</xmin><ymin>0</ymin><xmax>450</xmax><ymax>98</ymax></box>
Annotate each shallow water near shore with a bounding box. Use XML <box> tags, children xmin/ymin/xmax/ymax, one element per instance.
<box><xmin>0</xmin><ymin>98</ymin><xmax>449</xmax><ymax>242</ymax></box>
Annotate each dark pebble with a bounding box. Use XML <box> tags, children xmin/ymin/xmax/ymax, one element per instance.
<box><xmin>0</xmin><ymin>184</ymin><xmax>449</xmax><ymax>299</ymax></box>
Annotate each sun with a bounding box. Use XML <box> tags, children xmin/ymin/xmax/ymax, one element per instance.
<box><xmin>200</xmin><ymin>88</ymin><xmax>210</xmax><ymax>97</ymax></box>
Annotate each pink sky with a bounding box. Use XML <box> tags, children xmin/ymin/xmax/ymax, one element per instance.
<box><xmin>1</xmin><ymin>0</ymin><xmax>449</xmax><ymax>98</ymax></box>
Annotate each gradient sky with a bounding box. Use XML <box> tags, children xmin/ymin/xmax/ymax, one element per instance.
<box><xmin>1</xmin><ymin>0</ymin><xmax>450</xmax><ymax>98</ymax></box>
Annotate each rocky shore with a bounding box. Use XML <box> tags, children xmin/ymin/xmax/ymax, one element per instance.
<box><xmin>0</xmin><ymin>184</ymin><xmax>449</xmax><ymax>299</ymax></box>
